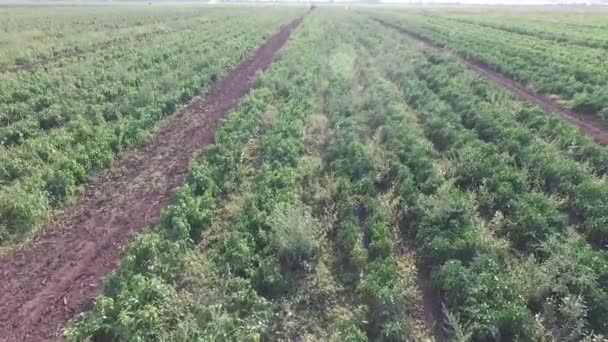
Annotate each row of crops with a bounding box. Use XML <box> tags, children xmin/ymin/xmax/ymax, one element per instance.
<box><xmin>0</xmin><ymin>8</ymin><xmax>304</xmax><ymax>244</ymax></box>
<box><xmin>372</xmin><ymin>10</ymin><xmax>608</xmax><ymax>120</ymax></box>
<box><xmin>368</xmin><ymin>15</ymin><xmax>608</xmax><ymax>339</ymax></box>
<box><xmin>64</xmin><ymin>11</ymin><xmax>607</xmax><ymax>341</ymax></box>
<box><xmin>435</xmin><ymin>10</ymin><xmax>608</xmax><ymax>49</ymax></box>
<box><xmin>0</xmin><ymin>7</ymin><xmax>255</xmax><ymax>68</ymax></box>
<box><xmin>65</xmin><ymin>12</ymin><xmax>431</xmax><ymax>340</ymax></box>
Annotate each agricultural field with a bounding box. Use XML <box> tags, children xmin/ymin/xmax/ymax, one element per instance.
<box><xmin>1</xmin><ymin>4</ymin><xmax>608</xmax><ymax>342</ymax></box>
<box><xmin>373</xmin><ymin>7</ymin><xmax>608</xmax><ymax>120</ymax></box>
<box><xmin>0</xmin><ymin>7</ymin><xmax>233</xmax><ymax>69</ymax></box>
<box><xmin>0</xmin><ymin>6</ymin><xmax>303</xmax><ymax>244</ymax></box>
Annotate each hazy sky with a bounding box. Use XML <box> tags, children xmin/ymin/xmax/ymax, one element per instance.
<box><xmin>379</xmin><ymin>0</ymin><xmax>600</xmax><ymax>3</ymax></box>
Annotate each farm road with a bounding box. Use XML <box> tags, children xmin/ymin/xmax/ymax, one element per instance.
<box><xmin>0</xmin><ymin>15</ymin><xmax>303</xmax><ymax>341</ymax></box>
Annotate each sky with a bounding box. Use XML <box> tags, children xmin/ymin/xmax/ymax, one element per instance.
<box><xmin>5</xmin><ymin>0</ymin><xmax>604</xmax><ymax>5</ymax></box>
<box><xmin>379</xmin><ymin>0</ymin><xmax>603</xmax><ymax>3</ymax></box>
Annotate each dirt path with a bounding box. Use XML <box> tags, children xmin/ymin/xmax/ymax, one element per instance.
<box><xmin>0</xmin><ymin>16</ymin><xmax>302</xmax><ymax>341</ymax></box>
<box><xmin>374</xmin><ymin>18</ymin><xmax>608</xmax><ymax>146</ymax></box>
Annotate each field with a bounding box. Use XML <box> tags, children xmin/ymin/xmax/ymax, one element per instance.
<box><xmin>0</xmin><ymin>6</ymin><xmax>302</xmax><ymax>242</ymax></box>
<box><xmin>374</xmin><ymin>7</ymin><xmax>608</xmax><ymax>120</ymax></box>
<box><xmin>0</xmin><ymin>5</ymin><xmax>607</xmax><ymax>342</ymax></box>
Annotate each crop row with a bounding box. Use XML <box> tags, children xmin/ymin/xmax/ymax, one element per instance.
<box><xmin>373</xmin><ymin>12</ymin><xmax>608</xmax><ymax>120</ymax></box>
<box><xmin>59</xmin><ymin>10</ymin><xmax>608</xmax><ymax>341</ymax></box>
<box><xmin>65</xmin><ymin>12</ymin><xmax>334</xmax><ymax>340</ymax></box>
<box><xmin>371</xmin><ymin>14</ymin><xmax>608</xmax><ymax>243</ymax></box>
<box><xmin>369</xmin><ymin>18</ymin><xmax>608</xmax><ymax>339</ymax></box>
<box><xmin>64</xmin><ymin>12</ymin><xmax>440</xmax><ymax>340</ymax></box>
<box><xmin>434</xmin><ymin>12</ymin><xmax>608</xmax><ymax>49</ymax></box>
<box><xmin>0</xmin><ymin>7</ymin><xmax>247</xmax><ymax>68</ymax></box>
<box><xmin>0</xmin><ymin>12</ymin><xmax>240</xmax><ymax>143</ymax></box>
<box><xmin>319</xmin><ymin>21</ymin><xmax>433</xmax><ymax>339</ymax></box>
<box><xmin>0</xmin><ymin>9</ymin><xmax>303</xmax><ymax>244</ymax></box>
<box><xmin>388</xmin><ymin>35</ymin><xmax>608</xmax><ymax>250</ymax></box>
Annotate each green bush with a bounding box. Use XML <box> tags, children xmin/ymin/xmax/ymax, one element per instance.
<box><xmin>435</xmin><ymin>256</ymin><xmax>537</xmax><ymax>341</ymax></box>
<box><xmin>66</xmin><ymin>275</ymin><xmax>176</xmax><ymax>341</ymax></box>
<box><xmin>331</xmin><ymin>309</ymin><xmax>368</xmax><ymax>342</ymax></box>
<box><xmin>540</xmin><ymin>296</ymin><xmax>589</xmax><ymax>342</ymax></box>
<box><xmin>269</xmin><ymin>202</ymin><xmax>320</xmax><ymax>269</ymax></box>
<box><xmin>107</xmin><ymin>233</ymin><xmax>184</xmax><ymax>286</ymax></box>
<box><xmin>0</xmin><ymin>183</ymin><xmax>49</xmax><ymax>241</ymax></box>
<box><xmin>530</xmin><ymin>236</ymin><xmax>608</xmax><ymax>335</ymax></box>
<box><xmin>221</xmin><ymin>230</ymin><xmax>257</xmax><ymax>279</ymax></box>
<box><xmin>572</xmin><ymin>92</ymin><xmax>606</xmax><ymax>116</ymax></box>
<box><xmin>416</xmin><ymin>186</ymin><xmax>481</xmax><ymax>266</ymax></box>
<box><xmin>357</xmin><ymin>257</ymin><xmax>417</xmax><ymax>340</ymax></box>
<box><xmin>336</xmin><ymin>198</ymin><xmax>368</xmax><ymax>273</ymax></box>
<box><xmin>572</xmin><ymin>180</ymin><xmax>608</xmax><ymax>247</ymax></box>
<box><xmin>44</xmin><ymin>169</ymin><xmax>77</xmax><ymax>207</ymax></box>
<box><xmin>501</xmin><ymin>193</ymin><xmax>565</xmax><ymax>252</ymax></box>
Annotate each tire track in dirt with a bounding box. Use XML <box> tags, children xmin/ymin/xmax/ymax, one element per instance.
<box><xmin>0</xmin><ymin>16</ymin><xmax>303</xmax><ymax>341</ymax></box>
<box><xmin>374</xmin><ymin>18</ymin><xmax>608</xmax><ymax>146</ymax></box>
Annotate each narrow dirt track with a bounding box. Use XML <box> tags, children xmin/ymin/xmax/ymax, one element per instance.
<box><xmin>0</xmin><ymin>16</ymin><xmax>302</xmax><ymax>341</ymax></box>
<box><xmin>375</xmin><ymin>18</ymin><xmax>608</xmax><ymax>146</ymax></box>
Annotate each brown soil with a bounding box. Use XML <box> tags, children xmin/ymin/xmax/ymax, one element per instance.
<box><xmin>375</xmin><ymin>18</ymin><xmax>608</xmax><ymax>146</ymax></box>
<box><xmin>0</xmin><ymin>16</ymin><xmax>302</xmax><ymax>341</ymax></box>
<box><xmin>417</xmin><ymin>271</ymin><xmax>445</xmax><ymax>340</ymax></box>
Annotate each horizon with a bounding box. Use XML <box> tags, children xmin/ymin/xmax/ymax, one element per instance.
<box><xmin>2</xmin><ymin>0</ymin><xmax>608</xmax><ymax>5</ymax></box>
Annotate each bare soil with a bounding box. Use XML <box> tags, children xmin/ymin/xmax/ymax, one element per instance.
<box><xmin>0</xmin><ymin>16</ymin><xmax>302</xmax><ymax>341</ymax></box>
<box><xmin>417</xmin><ymin>271</ymin><xmax>445</xmax><ymax>340</ymax></box>
<box><xmin>375</xmin><ymin>18</ymin><xmax>608</xmax><ymax>146</ymax></box>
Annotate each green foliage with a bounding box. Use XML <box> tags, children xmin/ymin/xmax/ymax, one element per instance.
<box><xmin>269</xmin><ymin>202</ymin><xmax>320</xmax><ymax>269</ymax></box>
<box><xmin>435</xmin><ymin>256</ymin><xmax>537</xmax><ymax>341</ymax></box>
<box><xmin>66</xmin><ymin>275</ymin><xmax>176</xmax><ymax>341</ymax></box>
<box><xmin>64</xmin><ymin>9</ymin><xmax>608</xmax><ymax>341</ymax></box>
<box><xmin>572</xmin><ymin>180</ymin><xmax>608</xmax><ymax>247</ymax></box>
<box><xmin>389</xmin><ymin>12</ymin><xmax>608</xmax><ymax>118</ymax></box>
<box><xmin>372</xmin><ymin>18</ymin><xmax>608</xmax><ymax>339</ymax></box>
<box><xmin>442</xmin><ymin>306</ymin><xmax>474</xmax><ymax>342</ymax></box>
<box><xmin>501</xmin><ymin>193</ymin><xmax>565</xmax><ymax>252</ymax></box>
<box><xmin>336</xmin><ymin>198</ymin><xmax>368</xmax><ymax>273</ymax></box>
<box><xmin>326</xmin><ymin>118</ymin><xmax>378</xmax><ymax>195</ymax></box>
<box><xmin>541</xmin><ymin>296</ymin><xmax>589</xmax><ymax>342</ymax></box>
<box><xmin>331</xmin><ymin>308</ymin><xmax>368</xmax><ymax>342</ymax></box>
<box><xmin>0</xmin><ymin>182</ymin><xmax>48</xmax><ymax>242</ymax></box>
<box><xmin>0</xmin><ymin>8</ymin><xmax>300</xmax><ymax>244</ymax></box>
<box><xmin>159</xmin><ymin>185</ymin><xmax>216</xmax><ymax>243</ymax></box>
<box><xmin>416</xmin><ymin>186</ymin><xmax>481</xmax><ymax>266</ymax></box>
<box><xmin>529</xmin><ymin>236</ymin><xmax>608</xmax><ymax>335</ymax></box>
<box><xmin>65</xmin><ymin>11</ymin><xmax>313</xmax><ymax>339</ymax></box>
<box><xmin>357</xmin><ymin>258</ymin><xmax>417</xmax><ymax>340</ymax></box>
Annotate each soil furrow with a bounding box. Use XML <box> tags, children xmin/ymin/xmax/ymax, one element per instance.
<box><xmin>374</xmin><ymin>18</ymin><xmax>608</xmax><ymax>146</ymax></box>
<box><xmin>0</xmin><ymin>16</ymin><xmax>302</xmax><ymax>342</ymax></box>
